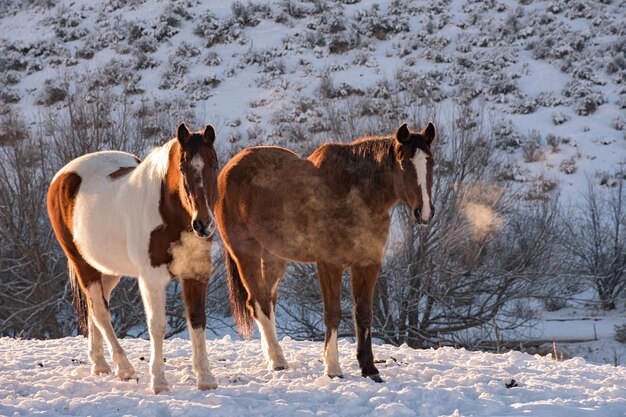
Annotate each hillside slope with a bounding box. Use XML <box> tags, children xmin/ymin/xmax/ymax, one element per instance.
<box><xmin>1</xmin><ymin>0</ymin><xmax>625</xmax><ymax>198</ymax></box>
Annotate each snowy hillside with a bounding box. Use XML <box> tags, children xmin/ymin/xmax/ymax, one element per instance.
<box><xmin>1</xmin><ymin>0</ymin><xmax>625</xmax><ymax>197</ymax></box>
<box><xmin>1</xmin><ymin>336</ymin><xmax>626</xmax><ymax>416</ymax></box>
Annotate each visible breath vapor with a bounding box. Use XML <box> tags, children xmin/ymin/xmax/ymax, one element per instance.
<box><xmin>461</xmin><ymin>185</ymin><xmax>504</xmax><ymax>240</ymax></box>
<box><xmin>168</xmin><ymin>231</ymin><xmax>213</xmax><ymax>281</ymax></box>
<box><xmin>463</xmin><ymin>202</ymin><xmax>503</xmax><ymax>239</ymax></box>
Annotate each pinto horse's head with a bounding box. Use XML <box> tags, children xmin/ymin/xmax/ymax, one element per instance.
<box><xmin>393</xmin><ymin>122</ymin><xmax>436</xmax><ymax>226</ymax></box>
<box><xmin>176</xmin><ymin>123</ymin><xmax>219</xmax><ymax>239</ymax></box>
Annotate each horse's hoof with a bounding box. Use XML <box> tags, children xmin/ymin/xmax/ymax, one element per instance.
<box><xmin>117</xmin><ymin>368</ymin><xmax>136</xmax><ymax>380</ymax></box>
<box><xmin>152</xmin><ymin>385</ymin><xmax>170</xmax><ymax>394</ymax></box>
<box><xmin>198</xmin><ymin>381</ymin><xmax>218</xmax><ymax>390</ymax></box>
<box><xmin>271</xmin><ymin>361</ymin><xmax>289</xmax><ymax>371</ymax></box>
<box><xmin>92</xmin><ymin>366</ymin><xmax>112</xmax><ymax>376</ymax></box>
<box><xmin>198</xmin><ymin>372</ymin><xmax>218</xmax><ymax>390</ymax></box>
<box><xmin>328</xmin><ymin>374</ymin><xmax>344</xmax><ymax>379</ymax></box>
<box><xmin>368</xmin><ymin>374</ymin><xmax>384</xmax><ymax>383</ymax></box>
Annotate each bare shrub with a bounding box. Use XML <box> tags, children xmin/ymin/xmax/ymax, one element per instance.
<box><xmin>317</xmin><ymin>73</ymin><xmax>336</xmax><ymax>99</ymax></box>
<box><xmin>1</xmin><ymin>86</ymin><xmax>20</xmax><ymax>103</ymax></box>
<box><xmin>0</xmin><ymin>108</ymin><xmax>29</xmax><ymax>146</ymax></box>
<box><xmin>194</xmin><ymin>11</ymin><xmax>243</xmax><ymax>47</ymax></box>
<box><xmin>352</xmin><ymin>4</ymin><xmax>409</xmax><ymax>40</ymax></box>
<box><xmin>521</xmin><ymin>130</ymin><xmax>544</xmax><ymax>162</ymax></box>
<box><xmin>0</xmin><ymin>119</ymin><xmax>70</xmax><ymax>338</ymax></box>
<box><xmin>36</xmin><ymin>78</ymin><xmax>68</xmax><ymax>106</ymax></box>
<box><xmin>612</xmin><ymin>116</ymin><xmax>625</xmax><ymax>131</ymax></box>
<box><xmin>563</xmin><ymin>177</ymin><xmax>626</xmax><ymax>310</ymax></box>
<box><xmin>615</xmin><ymin>323</ymin><xmax>626</xmax><ymax>344</ymax></box>
<box><xmin>559</xmin><ymin>157</ymin><xmax>577</xmax><ymax>174</ymax></box>
<box><xmin>231</xmin><ymin>1</ymin><xmax>272</xmax><ymax>27</ymax></box>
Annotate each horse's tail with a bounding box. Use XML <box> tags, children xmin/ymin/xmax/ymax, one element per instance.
<box><xmin>225</xmin><ymin>248</ymin><xmax>253</xmax><ymax>339</ymax></box>
<box><xmin>68</xmin><ymin>262</ymin><xmax>89</xmax><ymax>337</ymax></box>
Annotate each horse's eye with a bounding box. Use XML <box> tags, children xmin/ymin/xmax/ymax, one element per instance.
<box><xmin>179</xmin><ymin>163</ymin><xmax>184</xmax><ymax>172</ymax></box>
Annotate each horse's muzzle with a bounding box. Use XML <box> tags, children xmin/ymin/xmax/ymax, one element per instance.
<box><xmin>192</xmin><ymin>219</ymin><xmax>215</xmax><ymax>239</ymax></box>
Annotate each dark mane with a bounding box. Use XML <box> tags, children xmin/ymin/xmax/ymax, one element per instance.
<box><xmin>308</xmin><ymin>136</ymin><xmax>397</xmax><ymax>196</ymax></box>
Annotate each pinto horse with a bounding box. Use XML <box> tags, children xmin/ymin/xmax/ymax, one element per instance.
<box><xmin>47</xmin><ymin>123</ymin><xmax>219</xmax><ymax>393</ymax></box>
<box><xmin>216</xmin><ymin>122</ymin><xmax>436</xmax><ymax>382</ymax></box>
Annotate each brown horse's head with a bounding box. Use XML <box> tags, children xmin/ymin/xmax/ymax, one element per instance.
<box><xmin>175</xmin><ymin>123</ymin><xmax>219</xmax><ymax>238</ymax></box>
<box><xmin>393</xmin><ymin>122</ymin><xmax>436</xmax><ymax>226</ymax></box>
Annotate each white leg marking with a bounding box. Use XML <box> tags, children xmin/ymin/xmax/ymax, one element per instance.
<box><xmin>88</xmin><ymin>314</ymin><xmax>111</xmax><ymax>375</ymax></box>
<box><xmin>412</xmin><ymin>150</ymin><xmax>431</xmax><ymax>221</ymax></box>
<box><xmin>87</xmin><ymin>284</ymin><xmax>135</xmax><ymax>379</ymax></box>
<box><xmin>88</xmin><ymin>275</ymin><xmax>120</xmax><ymax>375</ymax></box>
<box><xmin>254</xmin><ymin>302</ymin><xmax>288</xmax><ymax>370</ymax></box>
<box><xmin>324</xmin><ymin>328</ymin><xmax>343</xmax><ymax>377</ymax></box>
<box><xmin>138</xmin><ymin>274</ymin><xmax>170</xmax><ymax>393</ymax></box>
<box><xmin>189</xmin><ymin>327</ymin><xmax>217</xmax><ymax>390</ymax></box>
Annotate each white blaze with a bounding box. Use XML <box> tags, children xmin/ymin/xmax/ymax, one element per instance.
<box><xmin>190</xmin><ymin>154</ymin><xmax>205</xmax><ymax>173</ymax></box>
<box><xmin>412</xmin><ymin>150</ymin><xmax>431</xmax><ymax>221</ymax></box>
<box><xmin>189</xmin><ymin>154</ymin><xmax>215</xmax><ymax>230</ymax></box>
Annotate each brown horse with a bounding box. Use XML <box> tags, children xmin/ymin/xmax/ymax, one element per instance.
<box><xmin>47</xmin><ymin>123</ymin><xmax>219</xmax><ymax>393</ymax></box>
<box><xmin>216</xmin><ymin>122</ymin><xmax>436</xmax><ymax>382</ymax></box>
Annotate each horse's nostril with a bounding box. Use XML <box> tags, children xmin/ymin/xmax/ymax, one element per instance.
<box><xmin>414</xmin><ymin>208</ymin><xmax>421</xmax><ymax>219</ymax></box>
<box><xmin>192</xmin><ymin>220</ymin><xmax>204</xmax><ymax>234</ymax></box>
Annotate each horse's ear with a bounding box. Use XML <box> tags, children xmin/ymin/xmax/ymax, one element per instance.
<box><xmin>177</xmin><ymin>123</ymin><xmax>190</xmax><ymax>144</ymax></box>
<box><xmin>423</xmin><ymin>122</ymin><xmax>436</xmax><ymax>145</ymax></box>
<box><xmin>203</xmin><ymin>124</ymin><xmax>216</xmax><ymax>145</ymax></box>
<box><xmin>395</xmin><ymin>123</ymin><xmax>411</xmax><ymax>144</ymax></box>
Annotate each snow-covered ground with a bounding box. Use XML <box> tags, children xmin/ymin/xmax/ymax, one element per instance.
<box><xmin>1</xmin><ymin>336</ymin><xmax>626</xmax><ymax>417</ymax></box>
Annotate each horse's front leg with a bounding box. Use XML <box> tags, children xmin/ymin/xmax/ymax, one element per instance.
<box><xmin>138</xmin><ymin>272</ymin><xmax>170</xmax><ymax>393</ymax></box>
<box><xmin>182</xmin><ymin>278</ymin><xmax>217</xmax><ymax>390</ymax></box>
<box><xmin>317</xmin><ymin>262</ymin><xmax>344</xmax><ymax>378</ymax></box>
<box><xmin>350</xmin><ymin>264</ymin><xmax>382</xmax><ymax>382</ymax></box>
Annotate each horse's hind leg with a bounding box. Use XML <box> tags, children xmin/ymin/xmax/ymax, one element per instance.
<box><xmin>88</xmin><ymin>314</ymin><xmax>110</xmax><ymax>375</ymax></box>
<box><xmin>182</xmin><ymin>278</ymin><xmax>217</xmax><ymax>390</ymax></box>
<box><xmin>317</xmin><ymin>262</ymin><xmax>344</xmax><ymax>378</ymax></box>
<box><xmin>85</xmin><ymin>273</ymin><xmax>135</xmax><ymax>380</ymax></box>
<box><xmin>237</xmin><ymin>251</ymin><xmax>288</xmax><ymax>370</ymax></box>
<box><xmin>88</xmin><ymin>274</ymin><xmax>121</xmax><ymax>375</ymax></box>
<box><xmin>258</xmin><ymin>253</ymin><xmax>288</xmax><ymax>370</ymax></box>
